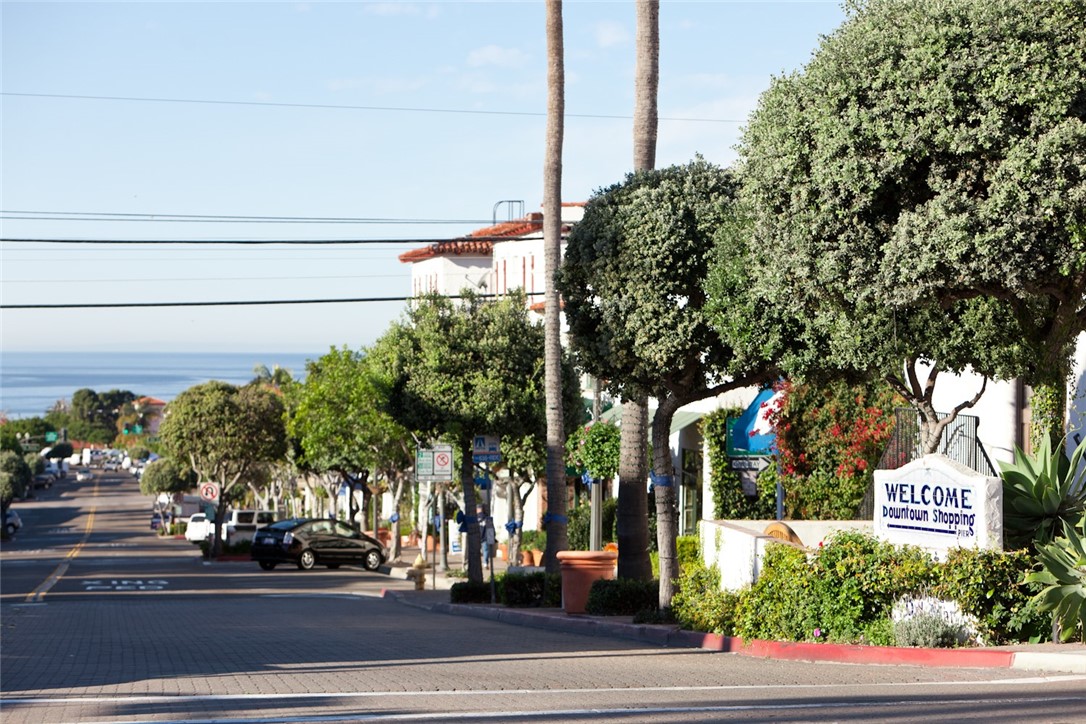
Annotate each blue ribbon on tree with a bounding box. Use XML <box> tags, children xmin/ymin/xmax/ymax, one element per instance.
<box><xmin>504</xmin><ymin>520</ymin><xmax>522</xmax><ymax>535</ymax></box>
<box><xmin>581</xmin><ymin>470</ymin><xmax>595</xmax><ymax>488</ymax></box>
<box><xmin>649</xmin><ymin>471</ymin><xmax>674</xmax><ymax>488</ymax></box>
<box><xmin>389</xmin><ymin>512</ymin><xmax>400</xmax><ymax>523</ymax></box>
<box><xmin>458</xmin><ymin>515</ymin><xmax>478</xmax><ymax>533</ymax></box>
<box><xmin>542</xmin><ymin>512</ymin><xmax>568</xmax><ymax>526</ymax></box>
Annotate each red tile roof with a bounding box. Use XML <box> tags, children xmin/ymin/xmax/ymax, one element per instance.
<box><xmin>398</xmin><ymin>239</ymin><xmax>494</xmax><ymax>263</ymax></box>
<box><xmin>398</xmin><ymin>208</ymin><xmax>581</xmax><ymax>264</ymax></box>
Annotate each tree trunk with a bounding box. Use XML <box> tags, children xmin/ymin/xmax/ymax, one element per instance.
<box><xmin>508</xmin><ymin>479</ymin><xmax>525</xmax><ymax>566</ymax></box>
<box><xmin>542</xmin><ymin>0</ymin><xmax>569</xmax><ymax>574</ymax></box>
<box><xmin>633</xmin><ymin>0</ymin><xmax>659</xmax><ymax>171</ymax></box>
<box><xmin>651</xmin><ymin>395</ymin><xmax>681</xmax><ymax>607</ymax></box>
<box><xmin>888</xmin><ymin>359</ymin><xmax>989</xmax><ymax>456</ymax></box>
<box><xmin>459</xmin><ymin>438</ymin><xmax>484</xmax><ymax>583</ymax></box>
<box><xmin>615</xmin><ymin>0</ymin><xmax>660</xmax><ymax>586</ymax></box>
<box><xmin>617</xmin><ymin>398</ymin><xmax>652</xmax><ymax>580</ymax></box>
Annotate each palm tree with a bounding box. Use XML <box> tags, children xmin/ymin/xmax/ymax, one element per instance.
<box><xmin>542</xmin><ymin>0</ymin><xmax>569</xmax><ymax>572</ymax></box>
<box><xmin>616</xmin><ymin>0</ymin><xmax>659</xmax><ymax>584</ymax></box>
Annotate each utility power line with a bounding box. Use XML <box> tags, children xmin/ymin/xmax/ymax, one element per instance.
<box><xmin>1</xmin><ymin>292</ymin><xmax>542</xmax><ymax>310</ymax></box>
<box><xmin>0</xmin><ymin>210</ymin><xmax>489</xmax><ymax>226</ymax></box>
<box><xmin>2</xmin><ymin>91</ymin><xmax>743</xmax><ymax>124</ymax></box>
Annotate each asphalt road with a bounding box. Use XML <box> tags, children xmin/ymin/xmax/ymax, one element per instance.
<box><xmin>2</xmin><ymin>469</ymin><xmax>1085</xmax><ymax>723</ymax></box>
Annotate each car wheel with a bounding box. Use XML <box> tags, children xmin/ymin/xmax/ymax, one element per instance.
<box><xmin>258</xmin><ymin>561</ymin><xmax>276</xmax><ymax>571</ymax></box>
<box><xmin>297</xmin><ymin>549</ymin><xmax>317</xmax><ymax>570</ymax></box>
<box><xmin>363</xmin><ymin>549</ymin><xmax>383</xmax><ymax>571</ymax></box>
<box><xmin>326</xmin><ymin>564</ymin><xmax>341</xmax><ymax>569</ymax></box>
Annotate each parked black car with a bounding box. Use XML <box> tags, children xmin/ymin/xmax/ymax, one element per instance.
<box><xmin>251</xmin><ymin>518</ymin><xmax>386</xmax><ymax>571</ymax></box>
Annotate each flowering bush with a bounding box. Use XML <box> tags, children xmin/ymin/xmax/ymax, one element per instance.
<box><xmin>565</xmin><ymin>421</ymin><xmax>621</xmax><ymax>482</ymax></box>
<box><xmin>767</xmin><ymin>379</ymin><xmax>900</xmax><ymax>519</ymax></box>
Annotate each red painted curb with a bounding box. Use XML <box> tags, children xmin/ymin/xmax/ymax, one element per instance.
<box><xmin>669</xmin><ymin>630</ymin><xmax>1014</xmax><ymax>668</ymax></box>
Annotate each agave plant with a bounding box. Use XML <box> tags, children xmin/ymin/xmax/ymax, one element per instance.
<box><xmin>1025</xmin><ymin>519</ymin><xmax>1086</xmax><ymax>643</ymax></box>
<box><xmin>999</xmin><ymin>437</ymin><xmax>1086</xmax><ymax>550</ymax></box>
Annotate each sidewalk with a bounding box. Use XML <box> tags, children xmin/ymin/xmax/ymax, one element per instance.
<box><xmin>379</xmin><ymin>545</ymin><xmax>1086</xmax><ymax>676</ymax></box>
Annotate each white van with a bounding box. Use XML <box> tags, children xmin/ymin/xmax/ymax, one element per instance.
<box><xmin>224</xmin><ymin>510</ymin><xmax>277</xmax><ymax>542</ymax></box>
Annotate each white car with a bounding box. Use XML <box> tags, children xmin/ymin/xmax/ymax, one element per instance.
<box><xmin>184</xmin><ymin>513</ymin><xmax>226</xmax><ymax>542</ymax></box>
<box><xmin>76</xmin><ymin>469</ymin><xmax>92</xmax><ymax>481</ymax></box>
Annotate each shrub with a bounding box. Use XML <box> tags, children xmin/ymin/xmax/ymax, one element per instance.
<box><xmin>501</xmin><ymin>572</ymin><xmax>561</xmax><ymax>608</ymax></box>
<box><xmin>450</xmin><ymin>580</ymin><xmax>493</xmax><ymax>604</ymax></box>
<box><xmin>735</xmin><ymin>531</ymin><xmax>937</xmax><ymax>644</ymax></box>
<box><xmin>671</xmin><ymin>563</ymin><xmax>741</xmax><ymax>635</ymax></box>
<box><xmin>734</xmin><ymin>542</ymin><xmax>814</xmax><ymax>641</ymax></box>
<box><xmin>520</xmin><ymin>529</ymin><xmax>546</xmax><ymax>551</ymax></box>
<box><xmin>935</xmin><ymin>547</ymin><xmax>1049</xmax><ymax>644</ymax></box>
<box><xmin>585</xmin><ymin>577</ymin><xmax>658</xmax><ymax>616</ymax></box>
<box><xmin>676</xmin><ymin>535</ymin><xmax>700</xmax><ymax>570</ymax></box>
<box><xmin>808</xmin><ymin>531</ymin><xmax>936</xmax><ymax>641</ymax></box>
<box><xmin>894</xmin><ymin>612</ymin><xmax>968</xmax><ymax>648</ymax></box>
<box><xmin>767</xmin><ymin>379</ymin><xmax>900</xmax><ymax>520</ymax></box>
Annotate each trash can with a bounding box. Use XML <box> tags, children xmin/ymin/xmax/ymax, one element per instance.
<box><xmin>556</xmin><ymin>550</ymin><xmax>618</xmax><ymax>614</ymax></box>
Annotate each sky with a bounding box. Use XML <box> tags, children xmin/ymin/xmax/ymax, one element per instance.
<box><xmin>1</xmin><ymin>1</ymin><xmax>847</xmax><ymax>355</ymax></box>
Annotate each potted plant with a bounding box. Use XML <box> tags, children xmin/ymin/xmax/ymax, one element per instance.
<box><xmin>519</xmin><ymin>529</ymin><xmax>546</xmax><ymax>566</ymax></box>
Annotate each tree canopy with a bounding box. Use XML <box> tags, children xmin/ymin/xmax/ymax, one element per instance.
<box><xmin>559</xmin><ymin>158</ymin><xmax>787</xmax><ymax>606</ymax></box>
<box><xmin>158</xmin><ymin>381</ymin><xmax>287</xmax><ymax>554</ymax></box>
<box><xmin>388</xmin><ymin>290</ymin><xmax>581</xmax><ymax>583</ymax></box>
<box><xmin>739</xmin><ymin>0</ymin><xmax>1086</xmax><ymax>441</ymax></box>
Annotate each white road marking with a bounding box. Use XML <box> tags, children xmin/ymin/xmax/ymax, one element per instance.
<box><xmin>23</xmin><ymin>694</ymin><xmax>1086</xmax><ymax>724</ymax></box>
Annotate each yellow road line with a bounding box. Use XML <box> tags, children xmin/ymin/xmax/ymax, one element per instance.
<box><xmin>24</xmin><ymin>480</ymin><xmax>98</xmax><ymax>603</ymax></box>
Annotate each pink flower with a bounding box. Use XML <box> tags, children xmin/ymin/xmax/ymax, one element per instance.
<box><xmin>813</xmin><ymin>628</ymin><xmax>822</xmax><ymax>638</ymax></box>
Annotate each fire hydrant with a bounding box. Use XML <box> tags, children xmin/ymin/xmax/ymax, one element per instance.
<box><xmin>407</xmin><ymin>553</ymin><xmax>428</xmax><ymax>591</ymax></box>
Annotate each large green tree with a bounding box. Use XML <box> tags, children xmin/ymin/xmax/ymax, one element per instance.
<box><xmin>739</xmin><ymin>0</ymin><xmax>1086</xmax><ymax>447</ymax></box>
<box><xmin>287</xmin><ymin>344</ymin><xmax>415</xmax><ymax>559</ymax></box>
<box><xmin>159</xmin><ymin>381</ymin><xmax>287</xmax><ymax>556</ymax></box>
<box><xmin>558</xmin><ymin>159</ymin><xmax>785</xmax><ymax>607</ymax></box>
<box><xmin>389</xmin><ymin>291</ymin><xmax>578</xmax><ymax>583</ymax></box>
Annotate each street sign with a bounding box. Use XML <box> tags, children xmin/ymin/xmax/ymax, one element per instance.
<box><xmin>416</xmin><ymin>445</ymin><xmax>454</xmax><ymax>482</ymax></box>
<box><xmin>729</xmin><ymin>457</ymin><xmax>771</xmax><ymax>472</ymax></box>
<box><xmin>44</xmin><ymin>431</ymin><xmax>58</xmax><ymax>443</ymax></box>
<box><xmin>472</xmin><ymin>435</ymin><xmax>501</xmax><ymax>463</ymax></box>
<box><xmin>199</xmin><ymin>482</ymin><xmax>220</xmax><ymax>504</ymax></box>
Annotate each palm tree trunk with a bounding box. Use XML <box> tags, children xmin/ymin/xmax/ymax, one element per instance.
<box><xmin>651</xmin><ymin>395</ymin><xmax>681</xmax><ymax>606</ymax></box>
<box><xmin>542</xmin><ymin>0</ymin><xmax>569</xmax><ymax>573</ymax></box>
<box><xmin>615</xmin><ymin>0</ymin><xmax>660</xmax><ymax>585</ymax></box>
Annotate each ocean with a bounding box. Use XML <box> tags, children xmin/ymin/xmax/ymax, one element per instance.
<box><xmin>0</xmin><ymin>351</ymin><xmax>315</xmax><ymax>419</ymax></box>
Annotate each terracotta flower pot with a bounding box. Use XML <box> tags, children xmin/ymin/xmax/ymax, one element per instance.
<box><xmin>556</xmin><ymin>550</ymin><xmax>618</xmax><ymax>614</ymax></box>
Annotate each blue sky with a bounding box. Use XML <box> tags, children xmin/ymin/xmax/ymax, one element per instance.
<box><xmin>1</xmin><ymin>1</ymin><xmax>846</xmax><ymax>354</ymax></box>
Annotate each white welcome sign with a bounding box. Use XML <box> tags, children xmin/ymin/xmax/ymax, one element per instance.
<box><xmin>874</xmin><ymin>455</ymin><xmax>1002</xmax><ymax>557</ymax></box>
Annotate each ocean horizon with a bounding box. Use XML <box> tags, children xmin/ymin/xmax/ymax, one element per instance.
<box><xmin>0</xmin><ymin>350</ymin><xmax>316</xmax><ymax>419</ymax></box>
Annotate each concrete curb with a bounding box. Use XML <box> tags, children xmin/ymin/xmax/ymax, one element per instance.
<box><xmin>380</xmin><ymin>589</ymin><xmax>1086</xmax><ymax>674</ymax></box>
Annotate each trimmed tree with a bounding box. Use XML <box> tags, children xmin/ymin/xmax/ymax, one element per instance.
<box><xmin>739</xmin><ymin>0</ymin><xmax>1086</xmax><ymax>447</ymax></box>
<box><xmin>159</xmin><ymin>381</ymin><xmax>287</xmax><ymax>556</ymax></box>
<box><xmin>388</xmin><ymin>291</ymin><xmax>577</xmax><ymax>584</ymax></box>
<box><xmin>558</xmin><ymin>159</ymin><xmax>786</xmax><ymax>608</ymax></box>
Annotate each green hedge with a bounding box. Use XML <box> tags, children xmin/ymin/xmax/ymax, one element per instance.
<box><xmin>450</xmin><ymin>579</ymin><xmax>494</xmax><ymax>604</ymax></box>
<box><xmin>690</xmin><ymin>531</ymin><xmax>1050</xmax><ymax>646</ymax></box>
<box><xmin>501</xmin><ymin>572</ymin><xmax>561</xmax><ymax>608</ymax></box>
<box><xmin>585</xmin><ymin>578</ymin><xmax>658</xmax><ymax>616</ymax></box>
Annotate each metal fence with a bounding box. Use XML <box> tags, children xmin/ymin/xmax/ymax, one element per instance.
<box><xmin>858</xmin><ymin>408</ymin><xmax>997</xmax><ymax>518</ymax></box>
